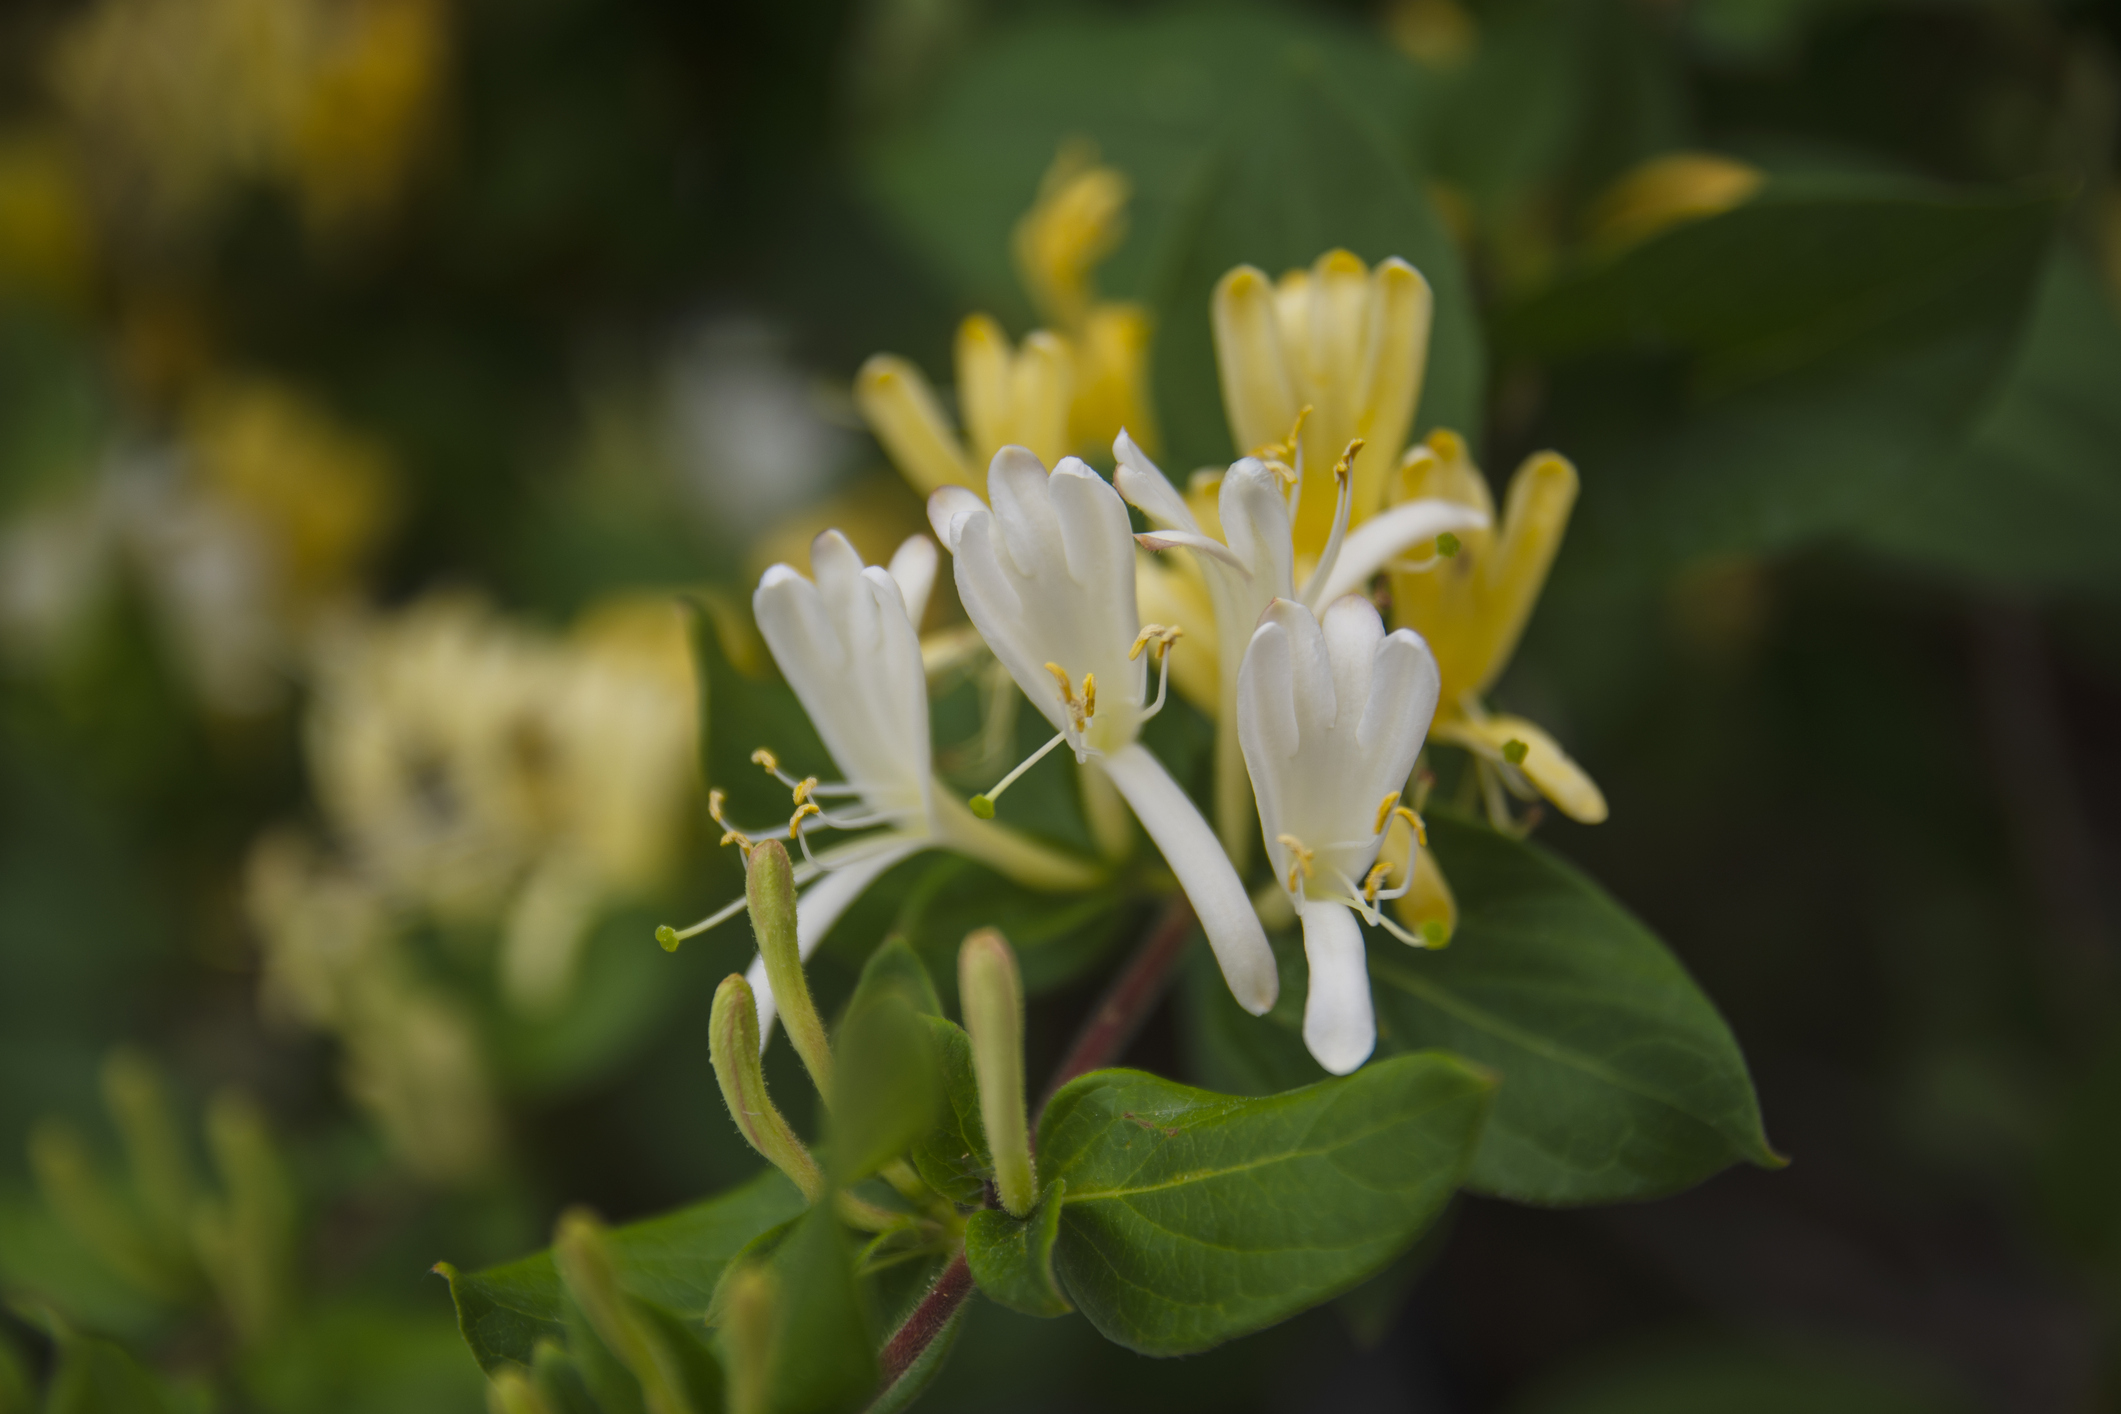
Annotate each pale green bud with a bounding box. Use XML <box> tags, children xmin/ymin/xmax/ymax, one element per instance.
<box><xmin>747</xmin><ymin>840</ymin><xmax>833</xmax><ymax>1101</ymax></box>
<box><xmin>554</xmin><ymin>1208</ymin><xmax>696</xmax><ymax>1414</ymax></box>
<box><xmin>710</xmin><ymin>974</ymin><xmax>824</xmax><ymax>1203</ymax></box>
<box><xmin>960</xmin><ymin>928</ymin><xmax>1036</xmax><ymax>1217</ymax></box>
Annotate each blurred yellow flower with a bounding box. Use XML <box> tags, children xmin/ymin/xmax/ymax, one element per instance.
<box><xmin>186</xmin><ymin>377</ymin><xmax>397</xmax><ymax>607</ymax></box>
<box><xmin>304</xmin><ymin>592</ymin><xmax>700</xmax><ymax>1011</ymax></box>
<box><xmin>1585</xmin><ymin>152</ymin><xmax>1764</xmax><ymax>253</ymax></box>
<box><xmin>247</xmin><ymin>832</ymin><xmax>502</xmax><ymax>1186</ymax></box>
<box><xmin>0</xmin><ymin>131</ymin><xmax>96</xmax><ymax>305</ymax></box>
<box><xmin>49</xmin><ymin>0</ymin><xmax>446</xmax><ymax>238</ymax></box>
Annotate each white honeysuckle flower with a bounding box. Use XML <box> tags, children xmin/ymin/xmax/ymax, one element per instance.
<box><xmin>660</xmin><ymin>528</ymin><xmax>1098</xmax><ymax>1044</ymax></box>
<box><xmin>1112</xmin><ymin>429</ymin><xmax>1485</xmax><ymax>861</ymax></box>
<box><xmin>1238</xmin><ymin>594</ymin><xmax>1444</xmax><ymax>1074</ymax></box>
<box><xmin>929</xmin><ymin>447</ymin><xmax>1280</xmax><ymax>1016</ymax></box>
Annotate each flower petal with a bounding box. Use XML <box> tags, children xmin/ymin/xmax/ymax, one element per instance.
<box><xmin>855</xmin><ymin>354</ymin><xmax>973</xmax><ymax>496</ymax></box>
<box><xmin>886</xmin><ymin>534</ymin><xmax>938</xmax><ymax>628</ymax></box>
<box><xmin>1212</xmin><ymin>265</ymin><xmax>1299</xmax><ymax>458</ymax></box>
<box><xmin>1113</xmin><ymin>430</ymin><xmax>1200</xmax><ymax>533</ymax></box>
<box><xmin>1103</xmin><ymin>742</ymin><xmax>1277</xmax><ymax>1015</ymax></box>
<box><xmin>1308</xmin><ymin>497</ymin><xmax>1488</xmax><ymax>610</ymax></box>
<box><xmin>1297</xmin><ymin>899</ymin><xmax>1375</xmax><ymax>1074</ymax></box>
<box><xmin>927</xmin><ymin>485</ymin><xmax>984</xmax><ymax>553</ymax></box>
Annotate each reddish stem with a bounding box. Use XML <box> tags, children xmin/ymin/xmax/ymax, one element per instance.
<box><xmin>877</xmin><ymin>1252</ymin><xmax>972</xmax><ymax>1388</ymax></box>
<box><xmin>1036</xmin><ymin>895</ymin><xmax>1197</xmax><ymax>1118</ymax></box>
<box><xmin>868</xmin><ymin>897</ymin><xmax>1197</xmax><ymax>1404</ymax></box>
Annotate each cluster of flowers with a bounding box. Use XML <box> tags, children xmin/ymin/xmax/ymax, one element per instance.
<box><xmin>674</xmin><ymin>225</ymin><xmax>1606</xmax><ymax>1076</ymax></box>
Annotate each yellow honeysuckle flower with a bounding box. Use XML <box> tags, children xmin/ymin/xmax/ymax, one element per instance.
<box><xmin>185</xmin><ymin>377</ymin><xmax>397</xmax><ymax>608</ymax></box>
<box><xmin>1212</xmin><ymin>249</ymin><xmax>1433</xmax><ymax>561</ymax></box>
<box><xmin>856</xmin><ymin>317</ymin><xmax>1072</xmax><ymax>497</ymax></box>
<box><xmin>1385</xmin><ymin>428</ymin><xmax>1607</xmax><ymax>826</ymax></box>
<box><xmin>1585</xmin><ymin>151</ymin><xmax>1764</xmax><ymax>254</ymax></box>
<box><xmin>857</xmin><ymin>145</ymin><xmax>1154</xmax><ymax>499</ymax></box>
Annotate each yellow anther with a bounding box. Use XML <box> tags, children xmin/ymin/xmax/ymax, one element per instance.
<box><xmin>1275</xmin><ymin>833</ymin><xmax>1315</xmax><ymax>894</ymax></box>
<box><xmin>1395</xmin><ymin>805</ymin><xmax>1427</xmax><ymax>848</ymax></box>
<box><xmin>1043</xmin><ymin>661</ymin><xmax>1093</xmax><ymax>733</ymax></box>
<box><xmin>791</xmin><ymin>776</ymin><xmax>818</xmax><ymax>806</ymax></box>
<box><xmin>1374</xmin><ymin>793</ymin><xmax>1401</xmax><ymax>836</ymax></box>
<box><xmin>1129</xmin><ymin>623</ymin><xmax>1184</xmax><ymax>661</ymax></box>
<box><xmin>750</xmin><ymin>747</ymin><xmax>780</xmax><ymax>773</ymax></box>
<box><xmin>788</xmin><ymin>800</ymin><xmax>821</xmax><ymax>838</ymax></box>
<box><xmin>709</xmin><ymin>789</ymin><xmax>755</xmax><ymax>857</ymax></box>
<box><xmin>1331</xmin><ymin>438</ymin><xmax>1365</xmax><ymax>486</ymax></box>
<box><xmin>1253</xmin><ymin>405</ymin><xmax>1313</xmax><ymax>469</ymax></box>
<box><xmin>1363</xmin><ymin>860</ymin><xmax>1394</xmax><ymax>903</ymax></box>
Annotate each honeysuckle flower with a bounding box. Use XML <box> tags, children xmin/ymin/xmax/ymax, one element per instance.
<box><xmin>856</xmin><ymin>147</ymin><xmax>1153</xmax><ymax>500</ymax></box>
<box><xmin>1238</xmin><ymin>595</ymin><xmax>1443</xmax><ymax>1074</ymax></box>
<box><xmin>658</xmin><ymin>529</ymin><xmax>1100</xmax><ymax>1042</ymax></box>
<box><xmin>1213</xmin><ymin>249</ymin><xmax>1433</xmax><ymax>559</ymax></box>
<box><xmin>1113</xmin><ymin>430</ymin><xmax>1486</xmax><ymax>861</ymax></box>
<box><xmin>1385</xmin><ymin>429</ymin><xmax>1607</xmax><ymax>828</ymax></box>
<box><xmin>928</xmin><ymin>447</ymin><xmax>1279</xmax><ymax>1016</ymax></box>
<box><xmin>1012</xmin><ymin>143</ymin><xmax>1156</xmax><ymax>454</ymax></box>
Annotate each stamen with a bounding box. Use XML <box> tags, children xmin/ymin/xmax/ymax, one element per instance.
<box><xmin>1042</xmin><ymin>661</ymin><xmax>1093</xmax><ymax>735</ymax></box>
<box><xmin>1373</xmin><ymin>793</ymin><xmax>1399</xmax><ymax>837</ymax></box>
<box><xmin>1363</xmin><ymin>860</ymin><xmax>1392</xmax><ymax>903</ymax></box>
<box><xmin>969</xmin><ymin>729</ymin><xmax>1071</xmax><ymax>819</ymax></box>
<box><xmin>791</xmin><ymin>777</ymin><xmax>818</xmax><ymax>806</ymax></box>
<box><xmin>1137</xmin><ymin>630</ymin><xmax>1180</xmax><ymax>723</ymax></box>
<box><xmin>750</xmin><ymin>747</ymin><xmax>779</xmax><ymax>773</ymax></box>
<box><xmin>1082</xmin><ymin>672</ymin><xmax>1096</xmax><ymax>722</ymax></box>
<box><xmin>708</xmin><ymin>789</ymin><xmax>755</xmax><ymax>859</ymax></box>
<box><xmin>788</xmin><ymin>800</ymin><xmax>822</xmax><ymax>838</ymax></box>
<box><xmin>1331</xmin><ymin>438</ymin><xmax>1364</xmax><ymax>485</ymax></box>
<box><xmin>653</xmin><ymin>894</ymin><xmax>748</xmax><ymax>951</ymax></box>
<box><xmin>1129</xmin><ymin>623</ymin><xmax>1184</xmax><ymax>661</ymax></box>
<box><xmin>1276</xmin><ymin>833</ymin><xmax>1315</xmax><ymax>896</ymax></box>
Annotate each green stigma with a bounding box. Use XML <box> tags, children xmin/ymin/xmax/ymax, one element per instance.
<box><xmin>1420</xmin><ymin>919</ymin><xmax>1451</xmax><ymax>948</ymax></box>
<box><xmin>969</xmin><ymin>794</ymin><xmax>997</xmax><ymax>820</ymax></box>
<box><xmin>655</xmin><ymin>924</ymin><xmax>681</xmax><ymax>952</ymax></box>
<box><xmin>1501</xmin><ymin>738</ymin><xmax>1528</xmax><ymax>765</ymax></box>
<box><xmin>1436</xmin><ymin>532</ymin><xmax>1461</xmax><ymax>558</ymax></box>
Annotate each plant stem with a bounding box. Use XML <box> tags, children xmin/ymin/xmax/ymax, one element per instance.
<box><xmin>877</xmin><ymin>1252</ymin><xmax>972</xmax><ymax>1390</ymax></box>
<box><xmin>866</xmin><ymin>896</ymin><xmax>1198</xmax><ymax>1405</ymax></box>
<box><xmin>1036</xmin><ymin>894</ymin><xmax>1196</xmax><ymax>1118</ymax></box>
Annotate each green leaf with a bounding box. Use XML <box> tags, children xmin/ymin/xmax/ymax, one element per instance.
<box><xmin>849</xmin><ymin>937</ymin><xmax>941</xmax><ymax>1018</ymax></box>
<box><xmin>1503</xmin><ymin>178</ymin><xmax>2060</xmax><ymax>579</ymax></box>
<box><xmin>760</xmin><ymin>1206</ymin><xmax>877</xmax><ymax>1414</ymax></box>
<box><xmin>1855</xmin><ymin>245</ymin><xmax>2121</xmax><ymax>599</ymax></box>
<box><xmin>887</xmin><ymin>855</ymin><xmax>1132</xmax><ymax>997</ymax></box>
<box><xmin>443</xmin><ymin>1169</ymin><xmax>807</xmax><ymax>1372</ymax></box>
<box><xmin>1036</xmin><ymin>1054</ymin><xmax>1492</xmax><ymax>1355</ymax></box>
<box><xmin>1374</xmin><ymin>814</ymin><xmax>1778</xmax><ymax>1204</ymax></box>
<box><xmin>828</xmin><ymin>992</ymin><xmax>941</xmax><ymax>1186</ymax></box>
<box><xmin>39</xmin><ymin>1324</ymin><xmax>177</xmax><ymax>1414</ymax></box>
<box><xmin>963</xmin><ymin>1181</ymin><xmax>1071</xmax><ymax>1318</ymax></box>
<box><xmin>909</xmin><ymin>1016</ymin><xmax>992</xmax><ymax>1207</ymax></box>
<box><xmin>862</xmin><ymin>3</ymin><xmax>1429</xmax><ymax>339</ymax></box>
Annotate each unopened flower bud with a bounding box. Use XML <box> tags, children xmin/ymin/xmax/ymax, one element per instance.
<box><xmin>710</xmin><ymin>975</ymin><xmax>824</xmax><ymax>1203</ymax></box>
<box><xmin>554</xmin><ymin>1208</ymin><xmax>697</xmax><ymax>1414</ymax></box>
<box><xmin>959</xmin><ymin>929</ymin><xmax>1036</xmax><ymax>1217</ymax></box>
<box><xmin>746</xmin><ymin>841</ymin><xmax>831</xmax><ymax>1099</ymax></box>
